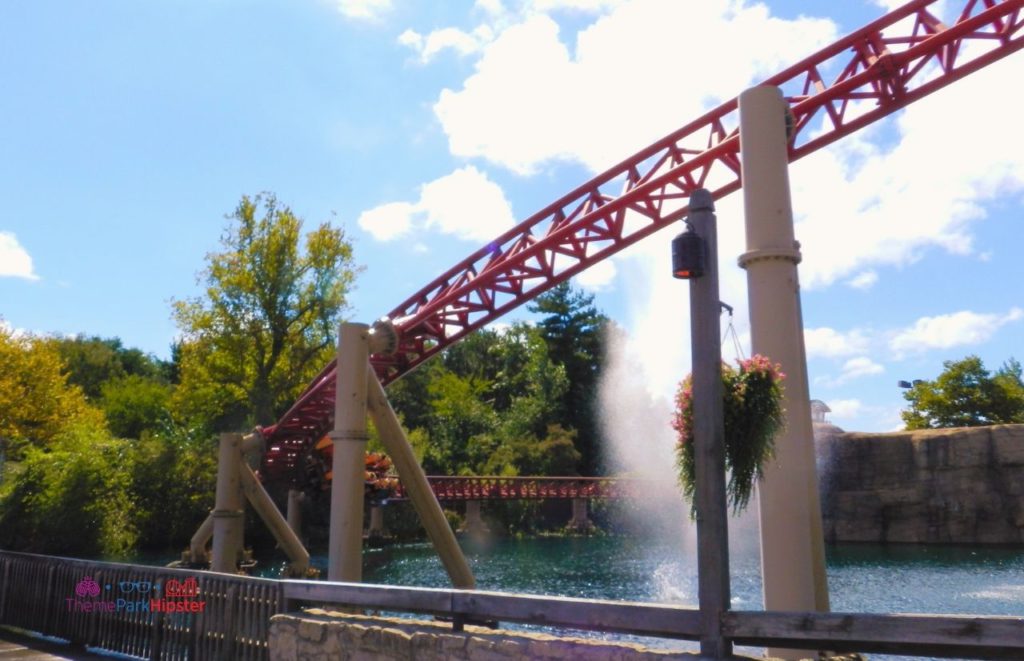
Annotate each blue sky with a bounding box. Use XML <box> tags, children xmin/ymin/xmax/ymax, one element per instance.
<box><xmin>1</xmin><ymin>0</ymin><xmax>1021</xmax><ymax>434</ymax></box>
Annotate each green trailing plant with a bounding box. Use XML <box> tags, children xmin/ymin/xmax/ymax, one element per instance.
<box><xmin>672</xmin><ymin>355</ymin><xmax>785</xmax><ymax>516</ymax></box>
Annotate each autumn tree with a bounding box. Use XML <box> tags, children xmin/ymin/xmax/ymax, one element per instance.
<box><xmin>902</xmin><ymin>355</ymin><xmax>1024</xmax><ymax>429</ymax></box>
<box><xmin>0</xmin><ymin>325</ymin><xmax>104</xmax><ymax>460</ymax></box>
<box><xmin>172</xmin><ymin>193</ymin><xmax>360</xmax><ymax>430</ymax></box>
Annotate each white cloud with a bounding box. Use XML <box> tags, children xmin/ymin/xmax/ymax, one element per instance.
<box><xmin>574</xmin><ymin>259</ymin><xmax>617</xmax><ymax>291</ymax></box>
<box><xmin>0</xmin><ymin>319</ymin><xmax>27</xmax><ymax>338</ymax></box>
<box><xmin>0</xmin><ymin>231</ymin><xmax>39</xmax><ymax>280</ymax></box>
<box><xmin>358</xmin><ymin>166</ymin><xmax>516</xmax><ymax>243</ymax></box>
<box><xmin>890</xmin><ymin>307</ymin><xmax>1024</xmax><ymax>356</ymax></box>
<box><xmin>846</xmin><ymin>270</ymin><xmax>878</xmax><ymax>290</ymax></box>
<box><xmin>827</xmin><ymin>398</ymin><xmax>864</xmax><ymax>420</ymax></box>
<box><xmin>434</xmin><ymin>1</ymin><xmax>836</xmax><ymax>174</ymax></box>
<box><xmin>335</xmin><ymin>0</ymin><xmax>392</xmax><ymax>21</ymax></box>
<box><xmin>839</xmin><ymin>356</ymin><xmax>884</xmax><ymax>381</ymax></box>
<box><xmin>815</xmin><ymin>356</ymin><xmax>885</xmax><ymax>388</ymax></box>
<box><xmin>533</xmin><ymin>0</ymin><xmax>626</xmax><ymax>11</ymax></box>
<box><xmin>793</xmin><ymin>51</ymin><xmax>1024</xmax><ymax>288</ymax></box>
<box><xmin>475</xmin><ymin>0</ymin><xmax>506</xmax><ymax>16</ymax></box>
<box><xmin>804</xmin><ymin>327</ymin><xmax>870</xmax><ymax>359</ymax></box>
<box><xmin>399</xmin><ymin>26</ymin><xmax>493</xmax><ymax>64</ymax></box>
<box><xmin>357</xmin><ymin>202</ymin><xmax>416</xmax><ymax>241</ymax></box>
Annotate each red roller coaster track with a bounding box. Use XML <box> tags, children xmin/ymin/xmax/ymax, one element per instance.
<box><xmin>261</xmin><ymin>0</ymin><xmax>1024</xmax><ymax>482</ymax></box>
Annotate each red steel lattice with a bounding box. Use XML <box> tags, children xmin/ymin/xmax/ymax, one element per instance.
<box><xmin>261</xmin><ymin>0</ymin><xmax>1024</xmax><ymax>482</ymax></box>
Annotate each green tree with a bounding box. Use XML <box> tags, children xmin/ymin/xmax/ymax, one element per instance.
<box><xmin>0</xmin><ymin>326</ymin><xmax>105</xmax><ymax>460</ymax></box>
<box><xmin>100</xmin><ymin>375</ymin><xmax>173</xmax><ymax>439</ymax></box>
<box><xmin>528</xmin><ymin>282</ymin><xmax>608</xmax><ymax>474</ymax></box>
<box><xmin>391</xmin><ymin>324</ymin><xmax>570</xmax><ymax>477</ymax></box>
<box><xmin>0</xmin><ymin>423</ymin><xmax>138</xmax><ymax>556</ymax></box>
<box><xmin>53</xmin><ymin>335</ymin><xmax>167</xmax><ymax>400</ymax></box>
<box><xmin>902</xmin><ymin>355</ymin><xmax>1024</xmax><ymax>429</ymax></box>
<box><xmin>129</xmin><ymin>427</ymin><xmax>217</xmax><ymax>551</ymax></box>
<box><xmin>172</xmin><ymin>193</ymin><xmax>360</xmax><ymax>430</ymax></box>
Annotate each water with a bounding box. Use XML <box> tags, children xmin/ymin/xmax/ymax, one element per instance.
<box><xmin>288</xmin><ymin>535</ymin><xmax>1024</xmax><ymax>660</ymax></box>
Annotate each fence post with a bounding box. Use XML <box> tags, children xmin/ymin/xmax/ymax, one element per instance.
<box><xmin>41</xmin><ymin>564</ymin><xmax>57</xmax><ymax>636</ymax></box>
<box><xmin>222</xmin><ymin>584</ymin><xmax>238</xmax><ymax>660</ymax></box>
<box><xmin>0</xmin><ymin>557</ymin><xmax>8</xmax><ymax>623</ymax></box>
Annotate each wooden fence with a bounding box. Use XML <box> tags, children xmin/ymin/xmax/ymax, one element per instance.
<box><xmin>2</xmin><ymin>550</ymin><xmax>1023</xmax><ymax>660</ymax></box>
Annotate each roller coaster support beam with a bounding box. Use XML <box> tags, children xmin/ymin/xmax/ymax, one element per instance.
<box><xmin>367</xmin><ymin>368</ymin><xmax>476</xmax><ymax>589</ymax></box>
<box><xmin>239</xmin><ymin>462</ymin><xmax>310</xmax><ymax>577</ymax></box>
<box><xmin>328</xmin><ymin>323</ymin><xmax>371</xmax><ymax>582</ymax></box>
<box><xmin>211</xmin><ymin>432</ymin><xmax>244</xmax><ymax>573</ymax></box>
<box><xmin>738</xmin><ymin>85</ymin><xmax>829</xmax><ymax>660</ymax></box>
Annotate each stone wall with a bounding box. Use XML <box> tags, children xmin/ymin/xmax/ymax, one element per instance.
<box><xmin>267</xmin><ymin>610</ymin><xmax>755</xmax><ymax>660</ymax></box>
<box><xmin>817</xmin><ymin>424</ymin><xmax>1024</xmax><ymax>544</ymax></box>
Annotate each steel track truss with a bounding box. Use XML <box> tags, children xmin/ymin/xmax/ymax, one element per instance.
<box><xmin>261</xmin><ymin>0</ymin><xmax>1023</xmax><ymax>481</ymax></box>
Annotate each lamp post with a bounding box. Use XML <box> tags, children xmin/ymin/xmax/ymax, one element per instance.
<box><xmin>673</xmin><ymin>188</ymin><xmax>731</xmax><ymax>659</ymax></box>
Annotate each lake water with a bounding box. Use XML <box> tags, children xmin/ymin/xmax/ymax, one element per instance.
<box><xmin>285</xmin><ymin>534</ymin><xmax>1024</xmax><ymax>660</ymax></box>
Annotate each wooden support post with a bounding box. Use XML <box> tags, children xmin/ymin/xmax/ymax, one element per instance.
<box><xmin>738</xmin><ymin>85</ymin><xmax>830</xmax><ymax>659</ymax></box>
<box><xmin>239</xmin><ymin>461</ymin><xmax>310</xmax><ymax>576</ymax></box>
<box><xmin>687</xmin><ymin>189</ymin><xmax>732</xmax><ymax>658</ymax></box>
<box><xmin>211</xmin><ymin>432</ymin><xmax>245</xmax><ymax>574</ymax></box>
<box><xmin>366</xmin><ymin>368</ymin><xmax>476</xmax><ymax>589</ymax></box>
<box><xmin>460</xmin><ymin>500</ymin><xmax>488</xmax><ymax>535</ymax></box>
<box><xmin>367</xmin><ymin>505</ymin><xmax>387</xmax><ymax>541</ymax></box>
<box><xmin>329</xmin><ymin>323</ymin><xmax>370</xmax><ymax>583</ymax></box>
<box><xmin>287</xmin><ymin>489</ymin><xmax>304</xmax><ymax>540</ymax></box>
<box><xmin>189</xmin><ymin>513</ymin><xmax>214</xmax><ymax>564</ymax></box>
<box><xmin>567</xmin><ymin>498</ymin><xmax>593</xmax><ymax>532</ymax></box>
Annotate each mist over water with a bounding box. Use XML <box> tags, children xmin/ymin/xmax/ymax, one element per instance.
<box><xmin>597</xmin><ymin>325</ymin><xmax>766</xmax><ymax>608</ymax></box>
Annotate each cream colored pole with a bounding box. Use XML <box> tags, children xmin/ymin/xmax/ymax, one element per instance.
<box><xmin>239</xmin><ymin>462</ymin><xmax>310</xmax><ymax>576</ymax></box>
<box><xmin>366</xmin><ymin>370</ymin><xmax>476</xmax><ymax>589</ymax></box>
<box><xmin>328</xmin><ymin>323</ymin><xmax>370</xmax><ymax>582</ymax></box>
<box><xmin>211</xmin><ymin>432</ymin><xmax>244</xmax><ymax>573</ymax></box>
<box><xmin>189</xmin><ymin>514</ymin><xmax>213</xmax><ymax>564</ymax></box>
<box><xmin>737</xmin><ymin>85</ymin><xmax>830</xmax><ymax>658</ymax></box>
<box><xmin>287</xmin><ymin>489</ymin><xmax>303</xmax><ymax>539</ymax></box>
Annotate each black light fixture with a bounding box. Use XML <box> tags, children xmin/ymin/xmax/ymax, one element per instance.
<box><xmin>672</xmin><ymin>223</ymin><xmax>705</xmax><ymax>279</ymax></box>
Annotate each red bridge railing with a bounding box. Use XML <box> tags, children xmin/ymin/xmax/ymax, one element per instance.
<box><xmin>389</xmin><ymin>476</ymin><xmax>646</xmax><ymax>501</ymax></box>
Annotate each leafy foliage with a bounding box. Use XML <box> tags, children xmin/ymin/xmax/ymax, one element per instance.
<box><xmin>390</xmin><ymin>324</ymin><xmax>572</xmax><ymax>478</ymax></box>
<box><xmin>100</xmin><ymin>375</ymin><xmax>173</xmax><ymax>439</ymax></box>
<box><xmin>128</xmin><ymin>426</ymin><xmax>217</xmax><ymax>551</ymax></box>
<box><xmin>172</xmin><ymin>193</ymin><xmax>360</xmax><ymax>430</ymax></box>
<box><xmin>0</xmin><ymin>423</ymin><xmax>139</xmax><ymax>557</ymax></box>
<box><xmin>54</xmin><ymin>335</ymin><xmax>169</xmax><ymax>399</ymax></box>
<box><xmin>529</xmin><ymin>283</ymin><xmax>608</xmax><ymax>474</ymax></box>
<box><xmin>673</xmin><ymin>355</ymin><xmax>785</xmax><ymax>516</ymax></box>
<box><xmin>0</xmin><ymin>326</ymin><xmax>105</xmax><ymax>460</ymax></box>
<box><xmin>902</xmin><ymin>355</ymin><xmax>1024</xmax><ymax>429</ymax></box>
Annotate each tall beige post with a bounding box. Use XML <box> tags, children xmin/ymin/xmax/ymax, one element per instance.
<box><xmin>737</xmin><ymin>86</ymin><xmax>830</xmax><ymax>652</ymax></box>
<box><xmin>211</xmin><ymin>432</ymin><xmax>244</xmax><ymax>573</ymax></box>
<box><xmin>328</xmin><ymin>322</ymin><xmax>370</xmax><ymax>582</ymax></box>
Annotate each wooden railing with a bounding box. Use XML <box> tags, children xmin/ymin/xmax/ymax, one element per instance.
<box><xmin>279</xmin><ymin>580</ymin><xmax>1024</xmax><ymax>659</ymax></box>
<box><xmin>0</xmin><ymin>551</ymin><xmax>283</xmax><ymax>660</ymax></box>
<box><xmin>3</xmin><ymin>550</ymin><xmax>1023</xmax><ymax>659</ymax></box>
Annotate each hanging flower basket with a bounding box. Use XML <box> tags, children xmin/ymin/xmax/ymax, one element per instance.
<box><xmin>672</xmin><ymin>355</ymin><xmax>785</xmax><ymax>517</ymax></box>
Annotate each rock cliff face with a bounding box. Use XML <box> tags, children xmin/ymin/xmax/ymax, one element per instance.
<box><xmin>816</xmin><ymin>424</ymin><xmax>1024</xmax><ymax>544</ymax></box>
